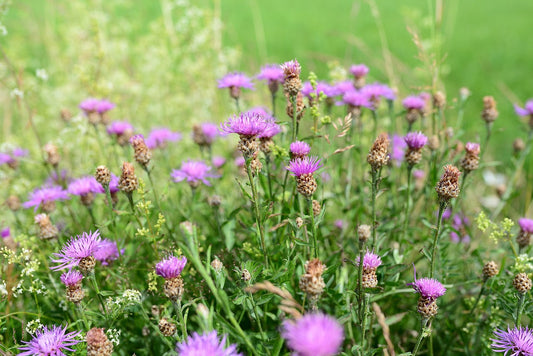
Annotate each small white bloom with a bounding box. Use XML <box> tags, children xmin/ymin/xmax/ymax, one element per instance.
<box><xmin>10</xmin><ymin>88</ymin><xmax>24</xmax><ymax>99</ymax></box>
<box><xmin>36</xmin><ymin>68</ymin><xmax>49</xmax><ymax>81</ymax></box>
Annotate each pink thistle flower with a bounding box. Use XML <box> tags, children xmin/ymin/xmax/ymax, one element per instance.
<box><xmin>391</xmin><ymin>134</ymin><xmax>407</xmax><ymax>166</ymax></box>
<box><xmin>96</xmin><ymin>99</ymin><xmax>115</xmax><ymax>114</ymax></box>
<box><xmin>176</xmin><ymin>330</ymin><xmax>242</xmax><ymax>356</ymax></box>
<box><xmin>145</xmin><ymin>128</ymin><xmax>182</xmax><ymax>149</ymax></box>
<box><xmin>465</xmin><ymin>142</ymin><xmax>480</xmax><ymax>155</ymax></box>
<box><xmin>107</xmin><ymin>121</ymin><xmax>134</xmax><ymax>135</ymax></box>
<box><xmin>235</xmin><ymin>156</ymin><xmax>245</xmax><ymax>168</ymax></box>
<box><xmin>301</xmin><ymin>81</ymin><xmax>336</xmax><ymax>99</ymax></box>
<box><xmin>1</xmin><ymin>227</ymin><xmax>10</xmax><ymax>238</ymax></box>
<box><xmin>450</xmin><ymin>213</ymin><xmax>470</xmax><ymax>243</ymax></box>
<box><xmin>23</xmin><ymin>186</ymin><xmax>69</xmax><ymax>211</ymax></box>
<box><xmin>109</xmin><ymin>174</ymin><xmax>119</xmax><ymax>194</ymax></box>
<box><xmin>281</xmin><ymin>59</ymin><xmax>301</xmax><ymax>78</ymax></box>
<box><xmin>282</xmin><ymin>313</ymin><xmax>344</xmax><ymax>356</ymax></box>
<box><xmin>338</xmin><ymin>90</ymin><xmax>373</xmax><ymax>109</ymax></box>
<box><xmin>94</xmin><ymin>239</ymin><xmax>121</xmax><ymax>266</ymax></box>
<box><xmin>18</xmin><ymin>325</ymin><xmax>81</xmax><ymax>356</ymax></box>
<box><xmin>334</xmin><ymin>80</ymin><xmax>355</xmax><ymax>95</ymax></box>
<box><xmin>171</xmin><ymin>160</ymin><xmax>219</xmax><ymax>187</ymax></box>
<box><xmin>257</xmin><ymin>64</ymin><xmax>284</xmax><ymax>83</ymax></box>
<box><xmin>491</xmin><ymin>326</ymin><xmax>533</xmax><ymax>355</ymax></box>
<box><xmin>514</xmin><ymin>100</ymin><xmax>533</xmax><ymax>116</ymax></box>
<box><xmin>200</xmin><ymin>123</ymin><xmax>220</xmax><ymax>145</ymax></box>
<box><xmin>50</xmin><ymin>231</ymin><xmax>102</xmax><ymax>271</ymax></box>
<box><xmin>220</xmin><ymin>111</ymin><xmax>268</xmax><ymax>137</ymax></box>
<box><xmin>155</xmin><ymin>255</ymin><xmax>187</xmax><ymax>279</ymax></box>
<box><xmin>290</xmin><ymin>141</ymin><xmax>311</xmax><ymax>157</ymax></box>
<box><xmin>79</xmin><ymin>98</ymin><xmax>100</xmax><ymax>113</ymax></box>
<box><xmin>356</xmin><ymin>251</ymin><xmax>382</xmax><ymax>269</ymax></box>
<box><xmin>518</xmin><ymin>218</ymin><xmax>533</xmax><ymax>234</ymax></box>
<box><xmin>60</xmin><ymin>270</ymin><xmax>83</xmax><ymax>287</ymax></box>
<box><xmin>212</xmin><ymin>156</ymin><xmax>226</xmax><ymax>169</ymax></box>
<box><xmin>404</xmin><ymin>132</ymin><xmax>428</xmax><ymax>149</ymax></box>
<box><xmin>413</xmin><ymin>169</ymin><xmax>425</xmax><ymax>179</ymax></box>
<box><xmin>68</xmin><ymin>177</ymin><xmax>105</xmax><ymax>196</ymax></box>
<box><xmin>286</xmin><ymin>156</ymin><xmax>323</xmax><ymax>177</ymax></box>
<box><xmin>350</xmin><ymin>64</ymin><xmax>369</xmax><ymax>78</ymax></box>
<box><xmin>361</xmin><ymin>83</ymin><xmax>396</xmax><ymax>104</ymax></box>
<box><xmin>409</xmin><ymin>275</ymin><xmax>446</xmax><ymax>300</ymax></box>
<box><xmin>258</xmin><ymin>120</ymin><xmax>281</xmax><ymax>139</ymax></box>
<box><xmin>402</xmin><ymin>96</ymin><xmax>426</xmax><ymax>110</ymax></box>
<box><xmin>218</xmin><ymin>72</ymin><xmax>254</xmax><ymax>90</ymax></box>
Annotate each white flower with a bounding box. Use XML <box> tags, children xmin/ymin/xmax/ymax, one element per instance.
<box><xmin>10</xmin><ymin>88</ymin><xmax>24</xmax><ymax>99</ymax></box>
<box><xmin>36</xmin><ymin>68</ymin><xmax>49</xmax><ymax>81</ymax></box>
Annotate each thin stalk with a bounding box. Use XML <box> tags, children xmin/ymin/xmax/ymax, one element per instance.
<box><xmin>86</xmin><ymin>206</ymin><xmax>97</xmax><ymax>226</ymax></box>
<box><xmin>89</xmin><ymin>274</ymin><xmax>108</xmax><ymax>318</ymax></box>
<box><xmin>402</xmin><ymin>165</ymin><xmax>414</xmax><ymax>242</ymax></box>
<box><xmin>306</xmin><ymin>198</ymin><xmax>318</xmax><ymax>258</ymax></box>
<box><xmin>291</xmin><ymin>95</ymin><xmax>297</xmax><ymax>142</ymax></box>
<box><xmin>371</xmin><ymin>109</ymin><xmax>378</xmax><ymax>138</ymax></box>
<box><xmin>412</xmin><ymin>318</ymin><xmax>430</xmax><ymax>356</ymax></box>
<box><xmin>265</xmin><ymin>154</ymin><xmax>273</xmax><ymax>200</ymax></box>
<box><xmin>245</xmin><ymin>158</ymin><xmax>269</xmax><ymax>267</ymax></box>
<box><xmin>430</xmin><ymin>201</ymin><xmax>447</xmax><ymax>278</ymax></box>
<box><xmin>360</xmin><ymin>292</ymin><xmax>370</xmax><ymax>354</ymax></box>
<box><xmin>144</xmin><ymin>167</ymin><xmax>162</xmax><ymax>212</ymax></box>
<box><xmin>356</xmin><ymin>241</ymin><xmax>365</xmax><ymax>325</ymax></box>
<box><xmin>234</xmin><ymin>97</ymin><xmax>240</xmax><ymax>113</ymax></box>
<box><xmin>469</xmin><ymin>280</ymin><xmax>486</xmax><ymax>316</ymax></box>
<box><xmin>271</xmin><ymin>93</ymin><xmax>276</xmax><ymax>118</ymax></box>
<box><xmin>174</xmin><ymin>300</ymin><xmax>188</xmax><ymax>341</ymax></box>
<box><xmin>248</xmin><ymin>292</ymin><xmax>268</xmax><ymax>344</ymax></box>
<box><xmin>515</xmin><ymin>293</ymin><xmax>526</xmax><ymax>326</ymax></box>
<box><xmin>370</xmin><ymin>169</ymin><xmax>380</xmax><ymax>250</ymax></box>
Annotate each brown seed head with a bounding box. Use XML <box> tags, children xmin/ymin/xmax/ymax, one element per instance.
<box><xmin>367</xmin><ymin>133</ymin><xmax>390</xmax><ymax>170</ymax></box>
<box><xmin>44</xmin><ymin>143</ymin><xmax>60</xmax><ymax>167</ymax></box>
<box><xmin>358</xmin><ymin>224</ymin><xmax>371</xmax><ymax>243</ymax></box>
<box><xmin>158</xmin><ymin>318</ymin><xmax>177</xmax><ymax>337</ymax></box>
<box><xmin>118</xmin><ymin>162</ymin><xmax>138</xmax><ymax>193</ymax></box>
<box><xmin>6</xmin><ymin>195</ymin><xmax>21</xmax><ymax>211</ymax></box>
<box><xmin>34</xmin><ymin>213</ymin><xmax>58</xmax><ymax>240</ymax></box>
<box><xmin>86</xmin><ymin>328</ymin><xmax>113</xmax><ymax>356</ymax></box>
<box><xmin>60</xmin><ymin>108</ymin><xmax>72</xmax><ymax>122</ymax></box>
<box><xmin>435</xmin><ymin>165</ymin><xmax>461</xmax><ymax>202</ymax></box>
<box><xmin>513</xmin><ymin>273</ymin><xmax>532</xmax><ymax>294</ymax></box>
<box><xmin>433</xmin><ymin>91</ymin><xmax>446</xmax><ymax>110</ymax></box>
<box><xmin>95</xmin><ymin>165</ymin><xmax>111</xmax><ymax>186</ymax></box>
<box><xmin>482</xmin><ymin>261</ymin><xmax>499</xmax><ymax>280</ymax></box>
<box><xmin>481</xmin><ymin>96</ymin><xmax>499</xmax><ymax>123</ymax></box>
<box><xmin>513</xmin><ymin>138</ymin><xmax>525</xmax><ymax>154</ymax></box>
<box><xmin>130</xmin><ymin>135</ymin><xmax>152</xmax><ymax>167</ymax></box>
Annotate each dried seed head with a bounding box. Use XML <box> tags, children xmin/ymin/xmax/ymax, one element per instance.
<box><xmin>460</xmin><ymin>143</ymin><xmax>481</xmax><ymax>173</ymax></box>
<box><xmin>362</xmin><ymin>269</ymin><xmax>378</xmax><ymax>288</ymax></box>
<box><xmin>433</xmin><ymin>91</ymin><xmax>446</xmax><ymax>110</ymax></box>
<box><xmin>44</xmin><ymin>143</ymin><xmax>60</xmax><ymax>167</ymax></box>
<box><xmin>358</xmin><ymin>224</ymin><xmax>371</xmax><ymax>243</ymax></box>
<box><xmin>211</xmin><ymin>258</ymin><xmax>224</xmax><ymax>273</ymax></box>
<box><xmin>164</xmin><ymin>276</ymin><xmax>184</xmax><ymax>301</ymax></box>
<box><xmin>130</xmin><ymin>135</ymin><xmax>152</xmax><ymax>167</ymax></box>
<box><xmin>367</xmin><ymin>133</ymin><xmax>390</xmax><ymax>170</ymax></box>
<box><xmin>481</xmin><ymin>96</ymin><xmax>499</xmax><ymax>123</ymax></box>
<box><xmin>208</xmin><ymin>195</ymin><xmax>222</xmax><ymax>207</ymax></box>
<box><xmin>34</xmin><ymin>213</ymin><xmax>58</xmax><ymax>240</ymax></box>
<box><xmin>296</xmin><ymin>173</ymin><xmax>318</xmax><ymax>197</ymax></box>
<box><xmin>86</xmin><ymin>328</ymin><xmax>114</xmax><ymax>356</ymax></box>
<box><xmin>513</xmin><ymin>273</ymin><xmax>532</xmax><ymax>294</ymax></box>
<box><xmin>312</xmin><ymin>200</ymin><xmax>321</xmax><ymax>217</ymax></box>
<box><xmin>286</xmin><ymin>92</ymin><xmax>305</xmax><ymax>120</ymax></box>
<box><xmin>295</xmin><ymin>217</ymin><xmax>304</xmax><ymax>229</ymax></box>
<box><xmin>435</xmin><ymin>165</ymin><xmax>461</xmax><ymax>202</ymax></box>
<box><xmin>158</xmin><ymin>318</ymin><xmax>176</xmax><ymax>337</ymax></box>
<box><xmin>516</xmin><ymin>230</ymin><xmax>531</xmax><ymax>249</ymax></box>
<box><xmin>417</xmin><ymin>297</ymin><xmax>439</xmax><ymax>318</ymax></box>
<box><xmin>482</xmin><ymin>261</ymin><xmax>499</xmax><ymax>281</ymax></box>
<box><xmin>241</xmin><ymin>269</ymin><xmax>251</xmax><ymax>282</ymax></box>
<box><xmin>237</xmin><ymin>135</ymin><xmax>259</xmax><ymax>158</ymax></box>
<box><xmin>151</xmin><ymin>305</ymin><xmax>161</xmax><ymax>317</ymax></box>
<box><xmin>6</xmin><ymin>195</ymin><xmax>21</xmax><ymax>211</ymax></box>
<box><xmin>95</xmin><ymin>165</ymin><xmax>111</xmax><ymax>186</ymax></box>
<box><xmin>66</xmin><ymin>283</ymin><xmax>85</xmax><ymax>304</ymax></box>
<box><xmin>118</xmin><ymin>162</ymin><xmax>138</xmax><ymax>193</ymax></box>
<box><xmin>405</xmin><ymin>149</ymin><xmax>423</xmax><ymax>166</ymax></box>
<box><xmin>428</xmin><ymin>135</ymin><xmax>440</xmax><ymax>151</ymax></box>
<box><xmin>79</xmin><ymin>256</ymin><xmax>96</xmax><ymax>275</ymax></box>
<box><xmin>248</xmin><ymin>155</ymin><xmax>263</xmax><ymax>175</ymax></box>
<box><xmin>299</xmin><ymin>258</ymin><xmax>326</xmax><ymax>299</ymax></box>
<box><xmin>513</xmin><ymin>138</ymin><xmax>525</xmax><ymax>154</ymax></box>
<box><xmin>60</xmin><ymin>108</ymin><xmax>72</xmax><ymax>122</ymax></box>
<box><xmin>259</xmin><ymin>137</ymin><xmax>274</xmax><ymax>154</ymax></box>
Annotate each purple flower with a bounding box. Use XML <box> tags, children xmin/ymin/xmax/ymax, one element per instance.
<box><xmin>60</xmin><ymin>270</ymin><xmax>83</xmax><ymax>287</ymax></box>
<box><xmin>107</xmin><ymin>121</ymin><xmax>134</xmax><ymax>135</ymax></box>
<box><xmin>79</xmin><ymin>98</ymin><xmax>100</xmax><ymax>113</ymax></box>
<box><xmin>290</xmin><ymin>141</ymin><xmax>311</xmax><ymax>157</ymax></box>
<box><xmin>491</xmin><ymin>326</ymin><xmax>533</xmax><ymax>356</ymax></box>
<box><xmin>450</xmin><ymin>213</ymin><xmax>470</xmax><ymax>243</ymax></box>
<box><xmin>413</xmin><ymin>169</ymin><xmax>425</xmax><ymax>179</ymax></box>
<box><xmin>287</xmin><ymin>156</ymin><xmax>323</xmax><ymax>177</ymax></box>
<box><xmin>258</xmin><ymin>120</ymin><xmax>281</xmax><ymax>139</ymax></box>
<box><xmin>465</xmin><ymin>142</ymin><xmax>480</xmax><ymax>155</ymax></box>
<box><xmin>301</xmin><ymin>81</ymin><xmax>335</xmax><ymax>99</ymax></box>
<box><xmin>334</xmin><ymin>219</ymin><xmax>345</xmax><ymax>230</ymax></box>
<box><xmin>96</xmin><ymin>99</ymin><xmax>115</xmax><ymax>114</ymax></box>
<box><xmin>409</xmin><ymin>275</ymin><xmax>446</xmax><ymax>300</ymax></box>
<box><xmin>361</xmin><ymin>83</ymin><xmax>396</xmax><ymax>104</ymax></box>
<box><xmin>391</xmin><ymin>134</ymin><xmax>407</xmax><ymax>166</ymax></box>
<box><xmin>176</xmin><ymin>330</ymin><xmax>242</xmax><ymax>356</ymax></box>
<box><xmin>514</xmin><ymin>100</ymin><xmax>533</xmax><ymax>116</ymax></box>
<box><xmin>68</xmin><ymin>177</ymin><xmax>105</xmax><ymax>196</ymax></box>
<box><xmin>350</xmin><ymin>64</ymin><xmax>369</xmax><ymax>78</ymax></box>
<box><xmin>46</xmin><ymin>169</ymin><xmax>71</xmax><ymax>186</ymax></box>
<box><xmin>12</xmin><ymin>148</ymin><xmax>28</xmax><ymax>157</ymax></box>
<box><xmin>200</xmin><ymin>123</ymin><xmax>220</xmax><ymax>145</ymax></box>
<box><xmin>338</xmin><ymin>90</ymin><xmax>372</xmax><ymax>108</ymax></box>
<box><xmin>356</xmin><ymin>251</ymin><xmax>382</xmax><ymax>269</ymax></box>
<box><xmin>334</xmin><ymin>81</ymin><xmax>355</xmax><ymax>95</ymax></box>
<box><xmin>23</xmin><ymin>186</ymin><xmax>69</xmax><ymax>211</ymax></box>
<box><xmin>404</xmin><ymin>132</ymin><xmax>428</xmax><ymax>149</ymax></box>
<box><xmin>155</xmin><ymin>255</ymin><xmax>187</xmax><ymax>279</ymax></box>
<box><xmin>441</xmin><ymin>208</ymin><xmax>452</xmax><ymax>220</ymax></box>
<box><xmin>0</xmin><ymin>152</ymin><xmax>13</xmax><ymax>165</ymax></box>
<box><xmin>218</xmin><ymin>72</ymin><xmax>254</xmax><ymax>90</ymax></box>
<box><xmin>145</xmin><ymin>128</ymin><xmax>182</xmax><ymax>149</ymax></box>
<box><xmin>212</xmin><ymin>156</ymin><xmax>226</xmax><ymax>169</ymax></box>
<box><xmin>220</xmin><ymin>111</ymin><xmax>268</xmax><ymax>137</ymax></box>
<box><xmin>18</xmin><ymin>325</ymin><xmax>81</xmax><ymax>356</ymax></box>
<box><xmin>94</xmin><ymin>239</ymin><xmax>121</xmax><ymax>265</ymax></box>
<box><xmin>109</xmin><ymin>174</ymin><xmax>119</xmax><ymax>194</ymax></box>
<box><xmin>402</xmin><ymin>96</ymin><xmax>426</xmax><ymax>110</ymax></box>
<box><xmin>235</xmin><ymin>156</ymin><xmax>245</xmax><ymax>168</ymax></box>
<box><xmin>519</xmin><ymin>218</ymin><xmax>533</xmax><ymax>233</ymax></box>
<box><xmin>171</xmin><ymin>160</ymin><xmax>219</xmax><ymax>186</ymax></box>
<box><xmin>281</xmin><ymin>59</ymin><xmax>301</xmax><ymax>78</ymax></box>
<box><xmin>1</xmin><ymin>227</ymin><xmax>10</xmax><ymax>238</ymax></box>
<box><xmin>257</xmin><ymin>64</ymin><xmax>284</xmax><ymax>83</ymax></box>
<box><xmin>51</xmin><ymin>230</ymin><xmax>102</xmax><ymax>271</ymax></box>
<box><xmin>282</xmin><ymin>313</ymin><xmax>344</xmax><ymax>356</ymax></box>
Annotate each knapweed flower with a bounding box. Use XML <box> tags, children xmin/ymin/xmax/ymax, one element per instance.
<box><xmin>301</xmin><ymin>81</ymin><xmax>335</xmax><ymax>103</ymax></box>
<box><xmin>1</xmin><ymin>227</ymin><xmax>9</xmax><ymax>239</ymax></box>
<box><xmin>361</xmin><ymin>83</ymin><xmax>396</xmax><ymax>108</ymax></box>
<box><xmin>350</xmin><ymin>64</ymin><xmax>369</xmax><ymax>89</ymax></box>
<box><xmin>86</xmin><ymin>328</ymin><xmax>114</xmax><ymax>356</ymax></box>
<box><xmin>95</xmin><ymin>165</ymin><xmax>111</xmax><ymax>187</ymax></box>
<box><xmin>287</xmin><ymin>156</ymin><xmax>323</xmax><ymax>197</ymax></box>
<box><xmin>290</xmin><ymin>141</ymin><xmax>311</xmax><ymax>159</ymax></box>
<box><xmin>61</xmin><ymin>270</ymin><xmax>84</xmax><ymax>304</ymax></box>
<box><xmin>130</xmin><ymin>134</ymin><xmax>152</xmax><ymax>167</ymax></box>
<box><xmin>44</xmin><ymin>143</ymin><xmax>60</xmax><ymax>167</ymax></box>
<box><xmin>80</xmin><ymin>98</ymin><xmax>115</xmax><ymax>125</ymax></box>
<box><xmin>514</xmin><ymin>99</ymin><xmax>533</xmax><ymax>129</ymax></box>
<box><xmin>491</xmin><ymin>326</ymin><xmax>533</xmax><ymax>356</ymax></box>
<box><xmin>356</xmin><ymin>251</ymin><xmax>382</xmax><ymax>288</ymax></box>
<box><xmin>107</xmin><ymin>121</ymin><xmax>134</xmax><ymax>146</ymax></box>
<box><xmin>299</xmin><ymin>259</ymin><xmax>326</xmax><ymax>308</ymax></box>
<box><xmin>218</xmin><ymin>72</ymin><xmax>254</xmax><ymax>99</ymax></box>
<box><xmin>23</xmin><ymin>186</ymin><xmax>69</xmax><ymax>212</ymax></box>
<box><xmin>0</xmin><ymin>147</ymin><xmax>27</xmax><ymax>169</ymax></box>
<box><xmin>35</xmin><ymin>213</ymin><xmax>59</xmax><ymax>240</ymax></box>
<box><xmin>94</xmin><ymin>239</ymin><xmax>120</xmax><ymax>266</ymax></box>
<box><xmin>193</xmin><ymin>123</ymin><xmax>219</xmax><ymax>147</ymax></box>
<box><xmin>482</xmin><ymin>96</ymin><xmax>499</xmax><ymax>123</ymax></box>
<box><xmin>404</xmin><ymin>132</ymin><xmax>428</xmax><ymax>166</ymax></box>
<box><xmin>145</xmin><ymin>128</ymin><xmax>182</xmax><ymax>149</ymax></box>
<box><xmin>68</xmin><ymin>177</ymin><xmax>105</xmax><ymax>206</ymax></box>
<box><xmin>220</xmin><ymin>111</ymin><xmax>268</xmax><ymax>157</ymax></box>
<box><xmin>96</xmin><ymin>99</ymin><xmax>115</xmax><ymax>124</ymax></box>
<box><xmin>403</xmin><ymin>95</ymin><xmax>426</xmax><ymax>126</ymax></box>
<box><xmin>155</xmin><ymin>255</ymin><xmax>187</xmax><ymax>301</ymax></box>
<box><xmin>408</xmin><ymin>273</ymin><xmax>446</xmax><ymax>319</ymax></box>
<box><xmin>176</xmin><ymin>331</ymin><xmax>242</xmax><ymax>356</ymax></box>
<box><xmin>339</xmin><ymin>90</ymin><xmax>373</xmax><ymax>117</ymax></box>
<box><xmin>334</xmin><ymin>80</ymin><xmax>355</xmax><ymax>96</ymax></box>
<box><xmin>367</xmin><ymin>133</ymin><xmax>390</xmax><ymax>170</ymax></box>
<box><xmin>483</xmin><ymin>261</ymin><xmax>499</xmax><ymax>281</ymax></box>
<box><xmin>257</xmin><ymin>64</ymin><xmax>284</xmax><ymax>95</ymax></box>
<box><xmin>390</xmin><ymin>134</ymin><xmax>406</xmax><ymax>167</ymax></box>
<box><xmin>517</xmin><ymin>218</ymin><xmax>533</xmax><ymax>249</ymax></box>
<box><xmin>18</xmin><ymin>325</ymin><xmax>81</xmax><ymax>356</ymax></box>
<box><xmin>258</xmin><ymin>119</ymin><xmax>281</xmax><ymax>154</ymax></box>
<box><xmin>118</xmin><ymin>162</ymin><xmax>138</xmax><ymax>193</ymax></box>
<box><xmin>281</xmin><ymin>59</ymin><xmax>302</xmax><ymax>97</ymax></box>
<box><xmin>282</xmin><ymin>313</ymin><xmax>344</xmax><ymax>356</ymax></box>
<box><xmin>461</xmin><ymin>142</ymin><xmax>481</xmax><ymax>173</ymax></box>
<box><xmin>435</xmin><ymin>165</ymin><xmax>461</xmax><ymax>203</ymax></box>
<box><xmin>449</xmin><ymin>213</ymin><xmax>471</xmax><ymax>243</ymax></box>
<box><xmin>171</xmin><ymin>160</ymin><xmax>218</xmax><ymax>189</ymax></box>
<box><xmin>513</xmin><ymin>273</ymin><xmax>532</xmax><ymax>294</ymax></box>
<box><xmin>51</xmin><ymin>230</ymin><xmax>102</xmax><ymax>273</ymax></box>
<box><xmin>212</xmin><ymin>156</ymin><xmax>226</xmax><ymax>169</ymax></box>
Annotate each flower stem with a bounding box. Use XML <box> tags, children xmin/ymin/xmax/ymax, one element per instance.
<box><xmin>174</xmin><ymin>300</ymin><xmax>188</xmax><ymax>341</ymax></box>
<box><xmin>291</xmin><ymin>95</ymin><xmax>297</xmax><ymax>142</ymax></box>
<box><xmin>271</xmin><ymin>93</ymin><xmax>276</xmax><ymax>118</ymax></box>
<box><xmin>356</xmin><ymin>241</ymin><xmax>365</xmax><ymax>325</ymax></box>
<box><xmin>469</xmin><ymin>280</ymin><xmax>486</xmax><ymax>317</ymax></box>
<box><xmin>371</xmin><ymin>168</ymin><xmax>380</xmax><ymax>250</ymax></box>
<box><xmin>515</xmin><ymin>293</ymin><xmax>526</xmax><ymax>326</ymax></box>
<box><xmin>412</xmin><ymin>318</ymin><xmax>430</xmax><ymax>356</ymax></box>
<box><xmin>402</xmin><ymin>165</ymin><xmax>414</xmax><ymax>242</ymax></box>
<box><xmin>307</xmin><ymin>198</ymin><xmax>318</xmax><ymax>258</ymax></box>
<box><xmin>430</xmin><ymin>201</ymin><xmax>447</xmax><ymax>278</ymax></box>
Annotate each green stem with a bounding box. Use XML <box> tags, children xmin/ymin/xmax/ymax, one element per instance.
<box><xmin>234</xmin><ymin>97</ymin><xmax>240</xmax><ymax>113</ymax></box>
<box><xmin>174</xmin><ymin>300</ymin><xmax>188</xmax><ymax>341</ymax></box>
<box><xmin>265</xmin><ymin>154</ymin><xmax>273</xmax><ymax>200</ymax></box>
<box><xmin>469</xmin><ymin>280</ymin><xmax>486</xmax><ymax>317</ymax></box>
<box><xmin>371</xmin><ymin>109</ymin><xmax>378</xmax><ymax>138</ymax></box>
<box><xmin>248</xmin><ymin>292</ymin><xmax>268</xmax><ymax>345</ymax></box>
<box><xmin>89</xmin><ymin>274</ymin><xmax>108</xmax><ymax>318</ymax></box>
<box><xmin>145</xmin><ymin>167</ymin><xmax>162</xmax><ymax>212</ymax></box>
<box><xmin>402</xmin><ymin>165</ymin><xmax>414</xmax><ymax>242</ymax></box>
<box><xmin>412</xmin><ymin>318</ymin><xmax>430</xmax><ymax>356</ymax></box>
<box><xmin>371</xmin><ymin>168</ymin><xmax>380</xmax><ymax>250</ymax></box>
<box><xmin>307</xmin><ymin>198</ymin><xmax>318</xmax><ymax>258</ymax></box>
<box><xmin>430</xmin><ymin>201</ymin><xmax>447</xmax><ymax>278</ymax></box>
<box><xmin>271</xmin><ymin>93</ymin><xmax>276</xmax><ymax>118</ymax></box>
<box><xmin>245</xmin><ymin>158</ymin><xmax>269</xmax><ymax>268</ymax></box>
<box><xmin>356</xmin><ymin>241</ymin><xmax>365</xmax><ymax>325</ymax></box>
<box><xmin>291</xmin><ymin>95</ymin><xmax>297</xmax><ymax>142</ymax></box>
<box><xmin>360</xmin><ymin>292</ymin><xmax>370</xmax><ymax>353</ymax></box>
<box><xmin>516</xmin><ymin>293</ymin><xmax>526</xmax><ymax>326</ymax></box>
